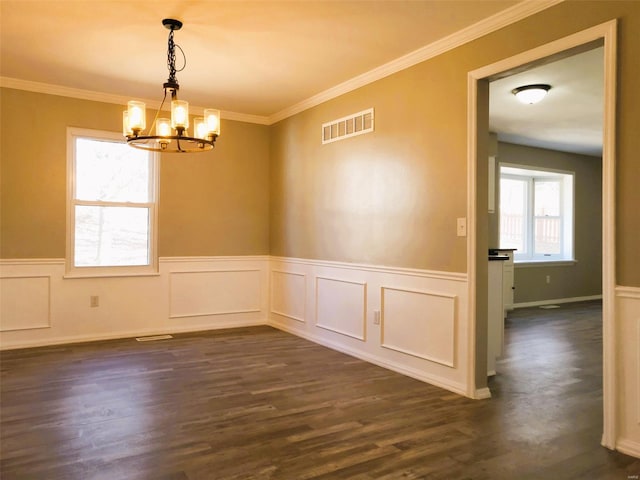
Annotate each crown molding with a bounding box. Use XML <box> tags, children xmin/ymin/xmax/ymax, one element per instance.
<box><xmin>0</xmin><ymin>76</ymin><xmax>271</xmax><ymax>126</ymax></box>
<box><xmin>0</xmin><ymin>76</ymin><xmax>130</xmax><ymax>105</ymax></box>
<box><xmin>219</xmin><ymin>110</ymin><xmax>270</xmax><ymax>125</ymax></box>
<box><xmin>268</xmin><ymin>0</ymin><xmax>564</xmax><ymax>124</ymax></box>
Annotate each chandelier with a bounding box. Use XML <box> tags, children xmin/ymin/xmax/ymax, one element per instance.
<box><xmin>122</xmin><ymin>19</ymin><xmax>220</xmax><ymax>153</ymax></box>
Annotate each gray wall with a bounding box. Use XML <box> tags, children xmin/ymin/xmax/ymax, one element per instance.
<box><xmin>490</xmin><ymin>142</ymin><xmax>602</xmax><ymax>304</ymax></box>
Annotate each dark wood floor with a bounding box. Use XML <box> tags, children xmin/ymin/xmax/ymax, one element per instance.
<box><xmin>1</xmin><ymin>301</ymin><xmax>639</xmax><ymax>479</ymax></box>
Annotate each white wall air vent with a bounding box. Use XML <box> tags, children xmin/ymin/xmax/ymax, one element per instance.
<box><xmin>322</xmin><ymin>108</ymin><xmax>374</xmax><ymax>144</ymax></box>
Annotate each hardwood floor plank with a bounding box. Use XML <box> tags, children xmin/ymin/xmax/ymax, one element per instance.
<box><xmin>1</xmin><ymin>303</ymin><xmax>639</xmax><ymax>479</ymax></box>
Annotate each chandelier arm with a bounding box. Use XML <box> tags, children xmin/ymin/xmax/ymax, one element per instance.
<box><xmin>126</xmin><ymin>134</ymin><xmax>217</xmax><ymax>153</ymax></box>
<box><xmin>146</xmin><ymin>89</ymin><xmax>169</xmax><ymax>137</ymax></box>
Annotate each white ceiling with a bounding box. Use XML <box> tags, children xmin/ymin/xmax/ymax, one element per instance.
<box><xmin>1</xmin><ymin>0</ymin><xmax>602</xmax><ymax>156</ymax></box>
<box><xmin>489</xmin><ymin>46</ymin><xmax>604</xmax><ymax>157</ymax></box>
<box><xmin>0</xmin><ymin>0</ymin><xmax>520</xmax><ymax>116</ymax></box>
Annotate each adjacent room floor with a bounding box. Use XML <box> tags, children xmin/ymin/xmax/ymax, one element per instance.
<box><xmin>1</xmin><ymin>300</ymin><xmax>638</xmax><ymax>479</ymax></box>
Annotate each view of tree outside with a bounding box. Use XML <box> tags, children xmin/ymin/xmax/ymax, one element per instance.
<box><xmin>73</xmin><ymin>138</ymin><xmax>152</xmax><ymax>267</ymax></box>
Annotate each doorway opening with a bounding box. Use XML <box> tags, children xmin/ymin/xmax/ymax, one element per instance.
<box><xmin>466</xmin><ymin>20</ymin><xmax>617</xmax><ymax>449</ymax></box>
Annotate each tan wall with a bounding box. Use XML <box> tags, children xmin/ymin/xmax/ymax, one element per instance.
<box><xmin>494</xmin><ymin>142</ymin><xmax>603</xmax><ymax>303</ymax></box>
<box><xmin>3</xmin><ymin>2</ymin><xmax>639</xmax><ymax>284</ymax></box>
<box><xmin>269</xmin><ymin>0</ymin><xmax>640</xmax><ymax>287</ymax></box>
<box><xmin>158</xmin><ymin>119</ymin><xmax>270</xmax><ymax>257</ymax></box>
<box><xmin>270</xmin><ymin>55</ymin><xmax>469</xmax><ymax>272</ymax></box>
<box><xmin>0</xmin><ymin>88</ymin><xmax>270</xmax><ymax>258</ymax></box>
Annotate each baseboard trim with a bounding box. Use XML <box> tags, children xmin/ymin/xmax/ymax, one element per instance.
<box><xmin>616</xmin><ymin>438</ymin><xmax>640</xmax><ymax>459</ymax></box>
<box><xmin>269</xmin><ymin>318</ymin><xmax>468</xmax><ymax>398</ymax></box>
<box><xmin>513</xmin><ymin>295</ymin><xmax>602</xmax><ymax>309</ymax></box>
<box><xmin>474</xmin><ymin>387</ymin><xmax>492</xmax><ymax>400</ymax></box>
<box><xmin>0</xmin><ymin>319</ymin><xmax>267</xmax><ymax>351</ymax></box>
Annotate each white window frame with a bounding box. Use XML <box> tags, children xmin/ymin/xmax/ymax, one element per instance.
<box><xmin>499</xmin><ymin>163</ymin><xmax>574</xmax><ymax>264</ymax></box>
<box><xmin>65</xmin><ymin>127</ymin><xmax>159</xmax><ymax>278</ymax></box>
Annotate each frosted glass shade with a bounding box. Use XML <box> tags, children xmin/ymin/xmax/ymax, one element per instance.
<box><xmin>156</xmin><ymin>118</ymin><xmax>172</xmax><ymax>137</ymax></box>
<box><xmin>171</xmin><ymin>100</ymin><xmax>189</xmax><ymax>130</ymax></box>
<box><xmin>204</xmin><ymin>109</ymin><xmax>221</xmax><ymax>136</ymax></box>
<box><xmin>127</xmin><ymin>101</ymin><xmax>146</xmax><ymax>132</ymax></box>
<box><xmin>512</xmin><ymin>84</ymin><xmax>551</xmax><ymax>105</ymax></box>
<box><xmin>194</xmin><ymin>118</ymin><xmax>207</xmax><ymax>140</ymax></box>
<box><xmin>122</xmin><ymin>111</ymin><xmax>132</xmax><ymax>136</ymax></box>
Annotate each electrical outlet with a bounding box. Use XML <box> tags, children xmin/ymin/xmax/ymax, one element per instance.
<box><xmin>546</xmin><ymin>275</ymin><xmax>551</xmax><ymax>284</ymax></box>
<box><xmin>90</xmin><ymin>295</ymin><xmax>99</xmax><ymax>307</ymax></box>
<box><xmin>373</xmin><ymin>310</ymin><xmax>381</xmax><ymax>325</ymax></box>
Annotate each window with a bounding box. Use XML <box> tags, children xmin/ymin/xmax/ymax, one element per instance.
<box><xmin>499</xmin><ymin>164</ymin><xmax>574</xmax><ymax>263</ymax></box>
<box><xmin>66</xmin><ymin>128</ymin><xmax>158</xmax><ymax>276</ymax></box>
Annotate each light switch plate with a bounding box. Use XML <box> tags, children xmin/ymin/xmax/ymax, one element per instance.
<box><xmin>457</xmin><ymin>217</ymin><xmax>467</xmax><ymax>237</ymax></box>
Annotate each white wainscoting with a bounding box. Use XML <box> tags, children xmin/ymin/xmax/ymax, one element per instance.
<box><xmin>316</xmin><ymin>276</ymin><xmax>367</xmax><ymax>340</ymax></box>
<box><xmin>3</xmin><ymin>255</ymin><xmax>640</xmax><ymax>458</ymax></box>
<box><xmin>269</xmin><ymin>256</ymin><xmax>469</xmax><ymax>396</ymax></box>
<box><xmin>381</xmin><ymin>286</ymin><xmax>456</xmax><ymax>368</ymax></box>
<box><xmin>615</xmin><ymin>286</ymin><xmax>640</xmax><ymax>458</ymax></box>
<box><xmin>0</xmin><ymin>257</ymin><xmax>269</xmax><ymax>350</ymax></box>
<box><xmin>270</xmin><ymin>270</ymin><xmax>306</xmax><ymax>322</ymax></box>
<box><xmin>0</xmin><ymin>275</ymin><xmax>51</xmax><ymax>331</ymax></box>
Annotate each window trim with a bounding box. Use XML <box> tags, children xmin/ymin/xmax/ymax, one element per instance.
<box><xmin>499</xmin><ymin>163</ymin><xmax>575</xmax><ymax>264</ymax></box>
<box><xmin>65</xmin><ymin>127</ymin><xmax>159</xmax><ymax>277</ymax></box>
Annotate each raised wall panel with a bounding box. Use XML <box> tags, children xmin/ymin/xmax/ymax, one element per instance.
<box><xmin>381</xmin><ymin>286</ymin><xmax>456</xmax><ymax>367</ymax></box>
<box><xmin>615</xmin><ymin>286</ymin><xmax>640</xmax><ymax>456</ymax></box>
<box><xmin>1</xmin><ymin>257</ymin><xmax>269</xmax><ymax>350</ymax></box>
<box><xmin>169</xmin><ymin>269</ymin><xmax>261</xmax><ymax>318</ymax></box>
<box><xmin>316</xmin><ymin>276</ymin><xmax>366</xmax><ymax>340</ymax></box>
<box><xmin>0</xmin><ymin>276</ymin><xmax>50</xmax><ymax>331</ymax></box>
<box><xmin>269</xmin><ymin>257</ymin><xmax>468</xmax><ymax>396</ymax></box>
<box><xmin>271</xmin><ymin>270</ymin><xmax>306</xmax><ymax>322</ymax></box>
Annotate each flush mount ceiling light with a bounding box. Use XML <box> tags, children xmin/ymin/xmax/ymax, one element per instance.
<box><xmin>511</xmin><ymin>84</ymin><xmax>552</xmax><ymax>105</ymax></box>
<box><xmin>122</xmin><ymin>18</ymin><xmax>220</xmax><ymax>153</ymax></box>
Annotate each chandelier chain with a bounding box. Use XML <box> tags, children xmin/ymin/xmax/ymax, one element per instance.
<box><xmin>166</xmin><ymin>29</ymin><xmax>186</xmax><ymax>88</ymax></box>
<box><xmin>167</xmin><ymin>29</ymin><xmax>177</xmax><ymax>85</ymax></box>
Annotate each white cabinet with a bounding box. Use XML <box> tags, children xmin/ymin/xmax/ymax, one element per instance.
<box><xmin>489</xmin><ymin>248</ymin><xmax>515</xmax><ymax>317</ymax></box>
<box><xmin>487</xmin><ymin>258</ymin><xmax>505</xmax><ymax>376</ymax></box>
<box><xmin>487</xmin><ymin>249</ymin><xmax>516</xmax><ymax>376</ymax></box>
<box><xmin>499</xmin><ymin>249</ymin><xmax>515</xmax><ymax>316</ymax></box>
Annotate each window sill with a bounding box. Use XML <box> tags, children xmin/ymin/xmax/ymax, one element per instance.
<box><xmin>515</xmin><ymin>260</ymin><xmax>577</xmax><ymax>268</ymax></box>
<box><xmin>64</xmin><ymin>267</ymin><xmax>160</xmax><ymax>279</ymax></box>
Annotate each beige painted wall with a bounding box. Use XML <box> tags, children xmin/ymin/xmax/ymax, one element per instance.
<box><xmin>270</xmin><ymin>54</ymin><xmax>469</xmax><ymax>272</ymax></box>
<box><xmin>158</xmin><ymin>119</ymin><xmax>270</xmax><ymax>257</ymax></box>
<box><xmin>269</xmin><ymin>0</ymin><xmax>640</xmax><ymax>287</ymax></box>
<box><xmin>0</xmin><ymin>88</ymin><xmax>270</xmax><ymax>258</ymax></box>
<box><xmin>493</xmin><ymin>142</ymin><xmax>603</xmax><ymax>304</ymax></box>
<box><xmin>1</xmin><ymin>5</ymin><xmax>638</xmax><ymax>281</ymax></box>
